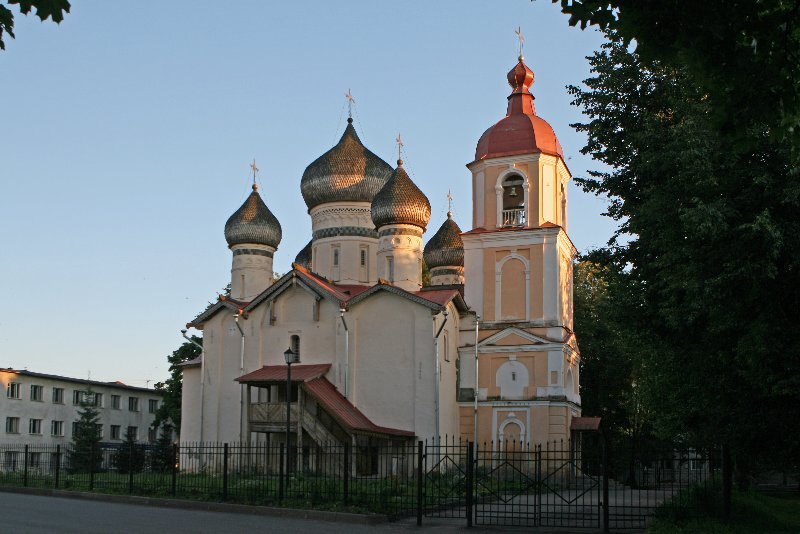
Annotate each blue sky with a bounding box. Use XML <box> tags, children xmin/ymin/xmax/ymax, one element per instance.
<box><xmin>0</xmin><ymin>1</ymin><xmax>615</xmax><ymax>387</ymax></box>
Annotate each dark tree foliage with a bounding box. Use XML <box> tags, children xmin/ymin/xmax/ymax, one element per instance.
<box><xmin>552</xmin><ymin>0</ymin><xmax>800</xmax><ymax>148</ymax></box>
<box><xmin>0</xmin><ymin>1</ymin><xmax>70</xmax><ymax>50</ymax></box>
<box><xmin>152</xmin><ymin>336</ymin><xmax>202</xmax><ymax>434</ymax></box>
<box><xmin>569</xmin><ymin>35</ymin><xmax>800</xmax><ymax>478</ymax></box>
<box><xmin>68</xmin><ymin>389</ymin><xmax>102</xmax><ymax>473</ymax></box>
<box><xmin>113</xmin><ymin>427</ymin><xmax>145</xmax><ymax>474</ymax></box>
<box><xmin>149</xmin><ymin>424</ymin><xmax>175</xmax><ymax>473</ymax></box>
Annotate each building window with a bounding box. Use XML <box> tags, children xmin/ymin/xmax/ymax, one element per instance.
<box><xmin>51</xmin><ymin>420</ymin><xmax>64</xmax><ymax>437</ymax></box>
<box><xmin>72</xmin><ymin>422</ymin><xmax>79</xmax><ymax>437</ymax></box>
<box><xmin>387</xmin><ymin>257</ymin><xmax>395</xmax><ymax>282</ymax></box>
<box><xmin>52</xmin><ymin>387</ymin><xmax>64</xmax><ymax>404</ymax></box>
<box><xmin>30</xmin><ymin>385</ymin><xmax>43</xmax><ymax>402</ymax></box>
<box><xmin>148</xmin><ymin>427</ymin><xmax>158</xmax><ymax>442</ymax></box>
<box><xmin>7</xmin><ymin>382</ymin><xmax>20</xmax><ymax>399</ymax></box>
<box><xmin>29</xmin><ymin>419</ymin><xmax>42</xmax><ymax>435</ymax></box>
<box><xmin>110</xmin><ymin>425</ymin><xmax>121</xmax><ymax>440</ymax></box>
<box><xmin>4</xmin><ymin>451</ymin><xmax>18</xmax><ymax>470</ymax></box>
<box><xmin>148</xmin><ymin>399</ymin><xmax>159</xmax><ymax>413</ymax></box>
<box><xmin>93</xmin><ymin>393</ymin><xmax>103</xmax><ymax>408</ymax></box>
<box><xmin>333</xmin><ymin>248</ymin><xmax>339</xmax><ymax>266</ymax></box>
<box><xmin>95</xmin><ymin>424</ymin><xmax>103</xmax><ymax>439</ymax></box>
<box><xmin>443</xmin><ymin>333</ymin><xmax>450</xmax><ymax>362</ymax></box>
<box><xmin>5</xmin><ymin>417</ymin><xmax>20</xmax><ymax>434</ymax></box>
<box><xmin>72</xmin><ymin>390</ymin><xmax>84</xmax><ymax>405</ymax></box>
<box><xmin>29</xmin><ymin>452</ymin><xmax>41</xmax><ymax>468</ymax></box>
<box><xmin>127</xmin><ymin>426</ymin><xmax>138</xmax><ymax>441</ymax></box>
<box><xmin>111</xmin><ymin>395</ymin><xmax>121</xmax><ymax>409</ymax></box>
<box><xmin>360</xmin><ymin>249</ymin><xmax>366</xmax><ymax>266</ymax></box>
<box><xmin>290</xmin><ymin>335</ymin><xmax>300</xmax><ymax>358</ymax></box>
<box><xmin>128</xmin><ymin>397</ymin><xmax>139</xmax><ymax>412</ymax></box>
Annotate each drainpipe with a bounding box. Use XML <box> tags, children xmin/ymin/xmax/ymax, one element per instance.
<box><xmin>181</xmin><ymin>329</ymin><xmax>204</xmax><ymax>443</ymax></box>
<box><xmin>434</xmin><ymin>310</ymin><xmax>448</xmax><ymax>447</ymax></box>
<box><xmin>339</xmin><ymin>307</ymin><xmax>349</xmax><ymax>399</ymax></box>
<box><xmin>473</xmin><ymin>314</ymin><xmax>480</xmax><ymax>455</ymax></box>
<box><xmin>234</xmin><ymin>312</ymin><xmax>245</xmax><ymax>443</ymax></box>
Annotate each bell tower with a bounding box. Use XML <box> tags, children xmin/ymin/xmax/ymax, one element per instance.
<box><xmin>459</xmin><ymin>50</ymin><xmax>580</xmax><ymax>448</ymax></box>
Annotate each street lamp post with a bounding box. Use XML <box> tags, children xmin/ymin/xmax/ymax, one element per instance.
<box><xmin>283</xmin><ymin>347</ymin><xmax>299</xmax><ymax>488</ymax></box>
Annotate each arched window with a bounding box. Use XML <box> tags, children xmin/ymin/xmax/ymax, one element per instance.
<box><xmin>501</xmin><ymin>174</ymin><xmax>525</xmax><ymax>227</ymax></box>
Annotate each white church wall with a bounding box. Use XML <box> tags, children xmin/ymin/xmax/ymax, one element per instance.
<box><xmin>179</xmin><ymin>366</ymin><xmax>201</xmax><ymax>442</ymax></box>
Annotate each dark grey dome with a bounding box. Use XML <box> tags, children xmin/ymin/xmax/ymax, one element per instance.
<box><xmin>295</xmin><ymin>239</ymin><xmax>312</xmax><ymax>269</ymax></box>
<box><xmin>424</xmin><ymin>213</ymin><xmax>464</xmax><ymax>269</ymax></box>
<box><xmin>371</xmin><ymin>161</ymin><xmax>431</xmax><ymax>230</ymax></box>
<box><xmin>224</xmin><ymin>185</ymin><xmax>282</xmax><ymax>248</ymax></box>
<box><xmin>301</xmin><ymin>119</ymin><xmax>393</xmax><ymax>210</ymax></box>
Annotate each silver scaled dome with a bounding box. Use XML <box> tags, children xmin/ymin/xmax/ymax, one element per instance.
<box><xmin>371</xmin><ymin>160</ymin><xmax>431</xmax><ymax>230</ymax></box>
<box><xmin>424</xmin><ymin>213</ymin><xmax>464</xmax><ymax>269</ymax></box>
<box><xmin>294</xmin><ymin>239</ymin><xmax>312</xmax><ymax>269</ymax></box>
<box><xmin>224</xmin><ymin>185</ymin><xmax>282</xmax><ymax>248</ymax></box>
<box><xmin>301</xmin><ymin>118</ymin><xmax>394</xmax><ymax>210</ymax></box>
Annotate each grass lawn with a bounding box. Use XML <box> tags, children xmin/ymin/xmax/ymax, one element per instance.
<box><xmin>649</xmin><ymin>490</ymin><xmax>800</xmax><ymax>533</ymax></box>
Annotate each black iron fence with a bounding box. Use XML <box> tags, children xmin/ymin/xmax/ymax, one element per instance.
<box><xmin>0</xmin><ymin>438</ymin><xmax>724</xmax><ymax>530</ymax></box>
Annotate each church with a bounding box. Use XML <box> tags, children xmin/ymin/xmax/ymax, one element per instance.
<box><xmin>179</xmin><ymin>52</ymin><xmax>581</xmax><ymax>456</ymax></box>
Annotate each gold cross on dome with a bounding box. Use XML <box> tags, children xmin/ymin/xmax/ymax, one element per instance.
<box><xmin>396</xmin><ymin>133</ymin><xmax>404</xmax><ymax>161</ymax></box>
<box><xmin>250</xmin><ymin>159</ymin><xmax>259</xmax><ymax>187</ymax></box>
<box><xmin>345</xmin><ymin>89</ymin><xmax>355</xmax><ymax>118</ymax></box>
<box><xmin>515</xmin><ymin>26</ymin><xmax>524</xmax><ymax>58</ymax></box>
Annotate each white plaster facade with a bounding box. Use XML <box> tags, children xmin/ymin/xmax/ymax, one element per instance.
<box><xmin>1</xmin><ymin>369</ymin><xmax>163</xmax><ymax>446</ymax></box>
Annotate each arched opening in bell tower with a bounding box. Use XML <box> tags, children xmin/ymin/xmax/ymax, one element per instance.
<box><xmin>500</xmin><ymin>174</ymin><xmax>526</xmax><ymax>227</ymax></box>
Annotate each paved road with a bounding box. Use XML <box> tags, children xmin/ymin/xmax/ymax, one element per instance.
<box><xmin>0</xmin><ymin>493</ymin><xmax>480</xmax><ymax>534</ymax></box>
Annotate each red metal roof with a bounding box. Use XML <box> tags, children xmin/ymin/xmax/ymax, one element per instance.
<box><xmin>570</xmin><ymin>416</ymin><xmax>602</xmax><ymax>431</ymax></box>
<box><xmin>412</xmin><ymin>288</ymin><xmax>461</xmax><ymax>307</ymax></box>
<box><xmin>235</xmin><ymin>364</ymin><xmax>331</xmax><ymax>383</ymax></box>
<box><xmin>303</xmin><ymin>378</ymin><xmax>414</xmax><ymax>437</ymax></box>
<box><xmin>474</xmin><ymin>58</ymin><xmax>564</xmax><ymax>162</ymax></box>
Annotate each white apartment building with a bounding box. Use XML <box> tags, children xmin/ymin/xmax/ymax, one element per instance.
<box><xmin>1</xmin><ymin>368</ymin><xmax>165</xmax><ymax>446</ymax></box>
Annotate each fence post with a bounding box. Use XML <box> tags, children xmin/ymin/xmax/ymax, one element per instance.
<box><xmin>466</xmin><ymin>442</ymin><xmax>474</xmax><ymax>528</ymax></box>
<box><xmin>416</xmin><ymin>440</ymin><xmax>424</xmax><ymax>527</ymax></box>
<box><xmin>278</xmin><ymin>442</ymin><xmax>285</xmax><ymax>501</ymax></box>
<box><xmin>171</xmin><ymin>443</ymin><xmax>178</xmax><ymax>497</ymax></box>
<box><xmin>55</xmin><ymin>445</ymin><xmax>61</xmax><ymax>489</ymax></box>
<box><xmin>343</xmin><ymin>441</ymin><xmax>350</xmax><ymax>504</ymax></box>
<box><xmin>602</xmin><ymin>435</ymin><xmax>610</xmax><ymax>533</ymax></box>
<box><xmin>536</xmin><ymin>444</ymin><xmax>542</xmax><ymax>526</ymax></box>
<box><xmin>722</xmin><ymin>445</ymin><xmax>732</xmax><ymax>524</ymax></box>
<box><xmin>89</xmin><ymin>442</ymin><xmax>95</xmax><ymax>491</ymax></box>
<box><xmin>222</xmin><ymin>443</ymin><xmax>229</xmax><ymax>501</ymax></box>
<box><xmin>128</xmin><ymin>442</ymin><xmax>135</xmax><ymax>493</ymax></box>
<box><xmin>23</xmin><ymin>445</ymin><xmax>29</xmax><ymax>487</ymax></box>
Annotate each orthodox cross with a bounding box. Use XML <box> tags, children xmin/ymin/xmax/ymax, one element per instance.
<box><xmin>396</xmin><ymin>133</ymin><xmax>404</xmax><ymax>162</ymax></box>
<box><xmin>345</xmin><ymin>89</ymin><xmax>355</xmax><ymax>119</ymax></box>
<box><xmin>447</xmin><ymin>190</ymin><xmax>453</xmax><ymax>217</ymax></box>
<box><xmin>515</xmin><ymin>26</ymin><xmax>524</xmax><ymax>58</ymax></box>
<box><xmin>250</xmin><ymin>159</ymin><xmax>259</xmax><ymax>188</ymax></box>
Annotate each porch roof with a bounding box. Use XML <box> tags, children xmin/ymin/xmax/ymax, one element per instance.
<box><xmin>303</xmin><ymin>377</ymin><xmax>415</xmax><ymax>437</ymax></box>
<box><xmin>570</xmin><ymin>416</ymin><xmax>602</xmax><ymax>431</ymax></box>
<box><xmin>235</xmin><ymin>363</ymin><xmax>331</xmax><ymax>384</ymax></box>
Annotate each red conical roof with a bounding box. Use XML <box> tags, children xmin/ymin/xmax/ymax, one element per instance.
<box><xmin>474</xmin><ymin>57</ymin><xmax>563</xmax><ymax>161</ymax></box>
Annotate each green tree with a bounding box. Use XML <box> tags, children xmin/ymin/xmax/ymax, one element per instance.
<box><xmin>569</xmin><ymin>34</ymin><xmax>800</xmax><ymax>480</ymax></box>
<box><xmin>551</xmin><ymin>0</ymin><xmax>800</xmax><ymax>147</ymax></box>
<box><xmin>152</xmin><ymin>336</ymin><xmax>202</xmax><ymax>434</ymax></box>
<box><xmin>0</xmin><ymin>1</ymin><xmax>70</xmax><ymax>50</ymax></box>
<box><xmin>149</xmin><ymin>424</ymin><xmax>175</xmax><ymax>473</ymax></box>
<box><xmin>68</xmin><ymin>388</ymin><xmax>102</xmax><ymax>473</ymax></box>
<box><xmin>113</xmin><ymin>427</ymin><xmax>145</xmax><ymax>474</ymax></box>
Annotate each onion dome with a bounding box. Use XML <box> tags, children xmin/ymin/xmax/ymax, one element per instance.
<box><xmin>475</xmin><ymin>57</ymin><xmax>563</xmax><ymax>161</ymax></box>
<box><xmin>371</xmin><ymin>160</ymin><xmax>431</xmax><ymax>230</ymax></box>
<box><xmin>424</xmin><ymin>212</ymin><xmax>464</xmax><ymax>269</ymax></box>
<box><xmin>224</xmin><ymin>184</ymin><xmax>282</xmax><ymax>248</ymax></box>
<box><xmin>294</xmin><ymin>239</ymin><xmax>312</xmax><ymax>269</ymax></box>
<box><xmin>301</xmin><ymin>118</ymin><xmax>393</xmax><ymax>210</ymax></box>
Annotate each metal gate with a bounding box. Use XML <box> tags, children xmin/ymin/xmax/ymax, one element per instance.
<box><xmin>421</xmin><ymin>438</ymin><xmax>469</xmax><ymax>520</ymax></box>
